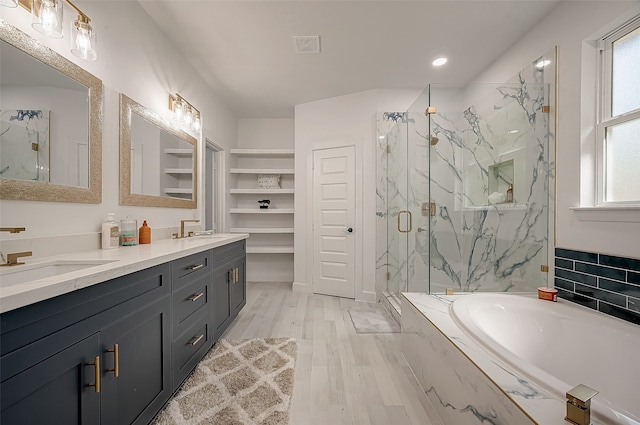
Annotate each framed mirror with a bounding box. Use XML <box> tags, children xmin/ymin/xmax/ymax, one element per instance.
<box><xmin>0</xmin><ymin>21</ymin><xmax>102</xmax><ymax>203</ymax></box>
<box><xmin>119</xmin><ymin>94</ymin><xmax>198</xmax><ymax>209</ymax></box>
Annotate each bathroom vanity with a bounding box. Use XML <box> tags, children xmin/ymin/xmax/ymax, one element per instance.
<box><xmin>0</xmin><ymin>234</ymin><xmax>247</xmax><ymax>425</ymax></box>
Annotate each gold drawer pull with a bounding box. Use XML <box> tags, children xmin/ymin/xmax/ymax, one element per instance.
<box><xmin>189</xmin><ymin>292</ymin><xmax>204</xmax><ymax>302</ymax></box>
<box><xmin>190</xmin><ymin>264</ymin><xmax>205</xmax><ymax>271</ymax></box>
<box><xmin>234</xmin><ymin>268</ymin><xmax>239</xmax><ymax>283</ymax></box>
<box><xmin>106</xmin><ymin>344</ymin><xmax>119</xmax><ymax>377</ymax></box>
<box><xmin>87</xmin><ymin>356</ymin><xmax>101</xmax><ymax>393</ymax></box>
<box><xmin>189</xmin><ymin>334</ymin><xmax>204</xmax><ymax>346</ymax></box>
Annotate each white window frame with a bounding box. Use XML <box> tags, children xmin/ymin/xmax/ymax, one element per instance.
<box><xmin>596</xmin><ymin>16</ymin><xmax>640</xmax><ymax>206</ymax></box>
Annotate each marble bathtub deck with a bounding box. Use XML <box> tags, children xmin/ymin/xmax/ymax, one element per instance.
<box><xmin>401</xmin><ymin>292</ymin><xmax>605</xmax><ymax>425</ymax></box>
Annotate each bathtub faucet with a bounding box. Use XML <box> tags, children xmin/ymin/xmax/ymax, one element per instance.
<box><xmin>565</xmin><ymin>384</ymin><xmax>598</xmax><ymax>425</ymax></box>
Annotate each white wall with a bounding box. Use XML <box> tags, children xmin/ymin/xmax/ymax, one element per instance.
<box><xmin>471</xmin><ymin>1</ymin><xmax>640</xmax><ymax>259</ymax></box>
<box><xmin>0</xmin><ymin>1</ymin><xmax>237</xmax><ymax>254</ymax></box>
<box><xmin>294</xmin><ymin>89</ymin><xmax>420</xmax><ymax>301</ymax></box>
<box><xmin>237</xmin><ymin>118</ymin><xmax>295</xmax><ymax>283</ymax></box>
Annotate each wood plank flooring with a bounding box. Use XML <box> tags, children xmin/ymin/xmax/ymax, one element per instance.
<box><xmin>224</xmin><ymin>282</ymin><xmax>442</xmax><ymax>425</ymax></box>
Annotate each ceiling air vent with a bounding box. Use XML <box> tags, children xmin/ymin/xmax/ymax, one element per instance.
<box><xmin>292</xmin><ymin>36</ymin><xmax>321</xmax><ymax>54</ymax></box>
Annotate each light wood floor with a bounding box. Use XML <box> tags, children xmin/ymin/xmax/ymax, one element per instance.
<box><xmin>224</xmin><ymin>282</ymin><xmax>442</xmax><ymax>425</ymax></box>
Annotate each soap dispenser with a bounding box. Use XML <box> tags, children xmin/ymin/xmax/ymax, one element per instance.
<box><xmin>139</xmin><ymin>220</ymin><xmax>151</xmax><ymax>244</ymax></box>
<box><xmin>101</xmin><ymin>213</ymin><xmax>119</xmax><ymax>249</ymax></box>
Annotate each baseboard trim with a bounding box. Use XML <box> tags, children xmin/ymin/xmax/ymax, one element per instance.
<box><xmin>358</xmin><ymin>290</ymin><xmax>377</xmax><ymax>303</ymax></box>
<box><xmin>292</xmin><ymin>281</ymin><xmax>311</xmax><ymax>293</ymax></box>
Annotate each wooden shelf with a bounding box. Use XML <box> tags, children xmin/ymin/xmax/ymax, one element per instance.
<box><xmin>230</xmin><ymin>189</ymin><xmax>294</xmax><ymax>194</ymax></box>
<box><xmin>164</xmin><ymin>188</ymin><xmax>193</xmax><ymax>194</ymax></box>
<box><xmin>164</xmin><ymin>148</ymin><xmax>192</xmax><ymax>155</ymax></box>
<box><xmin>246</xmin><ymin>246</ymin><xmax>294</xmax><ymax>254</ymax></box>
<box><xmin>230</xmin><ymin>149</ymin><xmax>294</xmax><ymax>156</ymax></box>
<box><xmin>231</xmin><ymin>228</ymin><xmax>294</xmax><ymax>234</ymax></box>
<box><xmin>230</xmin><ymin>208</ymin><xmax>294</xmax><ymax>214</ymax></box>
<box><xmin>164</xmin><ymin>168</ymin><xmax>192</xmax><ymax>174</ymax></box>
<box><xmin>230</xmin><ymin>168</ymin><xmax>294</xmax><ymax>174</ymax></box>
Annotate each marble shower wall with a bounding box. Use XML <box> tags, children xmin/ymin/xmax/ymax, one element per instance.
<box><xmin>377</xmin><ymin>55</ymin><xmax>555</xmax><ymax>297</ymax></box>
<box><xmin>428</xmin><ymin>79</ymin><xmax>551</xmax><ymax>293</ymax></box>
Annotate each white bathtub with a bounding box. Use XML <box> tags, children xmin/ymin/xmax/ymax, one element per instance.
<box><xmin>450</xmin><ymin>293</ymin><xmax>640</xmax><ymax>425</ymax></box>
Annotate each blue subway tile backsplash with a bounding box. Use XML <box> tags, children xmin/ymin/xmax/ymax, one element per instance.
<box><xmin>555</xmin><ymin>248</ymin><xmax>640</xmax><ymax>325</ymax></box>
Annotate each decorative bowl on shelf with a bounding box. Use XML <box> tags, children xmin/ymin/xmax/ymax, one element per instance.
<box><xmin>258</xmin><ymin>199</ymin><xmax>271</xmax><ymax>209</ymax></box>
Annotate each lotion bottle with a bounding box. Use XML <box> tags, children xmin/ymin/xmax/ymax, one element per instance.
<box><xmin>102</xmin><ymin>213</ymin><xmax>119</xmax><ymax>249</ymax></box>
<box><xmin>506</xmin><ymin>184</ymin><xmax>514</xmax><ymax>203</ymax></box>
<box><xmin>139</xmin><ymin>220</ymin><xmax>151</xmax><ymax>244</ymax></box>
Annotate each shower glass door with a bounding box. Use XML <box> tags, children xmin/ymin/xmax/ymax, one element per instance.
<box><xmin>386</xmin><ymin>116</ymin><xmax>409</xmax><ymax>300</ymax></box>
<box><xmin>425</xmin><ymin>82</ymin><xmax>551</xmax><ymax>293</ymax></box>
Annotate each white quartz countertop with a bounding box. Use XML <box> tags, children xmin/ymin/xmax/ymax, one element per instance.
<box><xmin>0</xmin><ymin>233</ymin><xmax>248</xmax><ymax>314</ymax></box>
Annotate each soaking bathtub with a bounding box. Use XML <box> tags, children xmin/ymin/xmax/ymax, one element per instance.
<box><xmin>401</xmin><ymin>292</ymin><xmax>640</xmax><ymax>425</ymax></box>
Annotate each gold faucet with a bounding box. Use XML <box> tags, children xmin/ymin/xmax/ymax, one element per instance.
<box><xmin>176</xmin><ymin>219</ymin><xmax>200</xmax><ymax>239</ymax></box>
<box><xmin>1</xmin><ymin>251</ymin><xmax>32</xmax><ymax>266</ymax></box>
<box><xmin>0</xmin><ymin>227</ymin><xmax>26</xmax><ymax>233</ymax></box>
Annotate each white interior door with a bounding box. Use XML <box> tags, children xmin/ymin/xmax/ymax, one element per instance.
<box><xmin>313</xmin><ymin>145</ymin><xmax>356</xmax><ymax>298</ymax></box>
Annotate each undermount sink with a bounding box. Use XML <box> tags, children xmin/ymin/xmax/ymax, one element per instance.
<box><xmin>0</xmin><ymin>259</ymin><xmax>117</xmax><ymax>287</ymax></box>
<box><xmin>190</xmin><ymin>231</ymin><xmax>224</xmax><ymax>239</ymax></box>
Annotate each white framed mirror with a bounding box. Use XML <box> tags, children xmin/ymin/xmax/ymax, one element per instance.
<box><xmin>119</xmin><ymin>94</ymin><xmax>198</xmax><ymax>209</ymax></box>
<box><xmin>0</xmin><ymin>21</ymin><xmax>103</xmax><ymax>203</ymax></box>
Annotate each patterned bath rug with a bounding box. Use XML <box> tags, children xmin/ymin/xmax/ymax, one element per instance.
<box><xmin>348</xmin><ymin>308</ymin><xmax>400</xmax><ymax>333</ymax></box>
<box><xmin>153</xmin><ymin>338</ymin><xmax>298</xmax><ymax>425</ymax></box>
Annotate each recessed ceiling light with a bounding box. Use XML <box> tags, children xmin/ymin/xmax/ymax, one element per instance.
<box><xmin>535</xmin><ymin>59</ymin><xmax>551</xmax><ymax>69</ymax></box>
<box><xmin>432</xmin><ymin>57</ymin><xmax>448</xmax><ymax>67</ymax></box>
<box><xmin>378</xmin><ymin>135</ymin><xmax>385</xmax><ymax>139</ymax></box>
<box><xmin>508</xmin><ymin>130</ymin><xmax>519</xmax><ymax>134</ymax></box>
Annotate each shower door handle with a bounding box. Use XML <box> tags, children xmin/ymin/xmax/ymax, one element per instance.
<box><xmin>397</xmin><ymin>210</ymin><xmax>412</xmax><ymax>233</ymax></box>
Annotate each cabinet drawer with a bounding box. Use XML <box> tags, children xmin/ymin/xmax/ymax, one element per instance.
<box><xmin>211</xmin><ymin>240</ymin><xmax>245</xmax><ymax>266</ymax></box>
<box><xmin>172</xmin><ymin>317</ymin><xmax>212</xmax><ymax>390</ymax></box>
<box><xmin>171</xmin><ymin>250</ymin><xmax>211</xmax><ymax>289</ymax></box>
<box><xmin>172</xmin><ymin>273</ymin><xmax>210</xmax><ymax>334</ymax></box>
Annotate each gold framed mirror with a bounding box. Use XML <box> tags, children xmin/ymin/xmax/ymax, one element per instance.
<box><xmin>119</xmin><ymin>94</ymin><xmax>198</xmax><ymax>209</ymax></box>
<box><xmin>0</xmin><ymin>21</ymin><xmax>102</xmax><ymax>203</ymax></box>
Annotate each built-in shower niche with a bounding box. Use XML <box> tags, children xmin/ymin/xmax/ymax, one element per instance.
<box><xmin>464</xmin><ymin>148</ymin><xmax>526</xmax><ymax>209</ymax></box>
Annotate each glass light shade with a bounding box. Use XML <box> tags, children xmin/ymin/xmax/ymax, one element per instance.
<box><xmin>184</xmin><ymin>105</ymin><xmax>194</xmax><ymax>128</ymax></box>
<box><xmin>70</xmin><ymin>19</ymin><xmax>97</xmax><ymax>61</ymax></box>
<box><xmin>32</xmin><ymin>0</ymin><xmax>64</xmax><ymax>39</ymax></box>
<box><xmin>172</xmin><ymin>99</ymin><xmax>186</xmax><ymax>122</ymax></box>
<box><xmin>0</xmin><ymin>0</ymin><xmax>18</xmax><ymax>8</ymax></box>
<box><xmin>193</xmin><ymin>113</ymin><xmax>201</xmax><ymax>132</ymax></box>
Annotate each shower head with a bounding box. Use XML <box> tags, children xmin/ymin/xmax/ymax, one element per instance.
<box><xmin>430</xmin><ymin>136</ymin><xmax>439</xmax><ymax>145</ymax></box>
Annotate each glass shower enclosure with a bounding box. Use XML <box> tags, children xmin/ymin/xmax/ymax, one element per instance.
<box><xmin>382</xmin><ymin>80</ymin><xmax>552</xmax><ymax>307</ymax></box>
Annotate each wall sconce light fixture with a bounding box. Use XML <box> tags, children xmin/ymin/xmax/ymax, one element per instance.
<box><xmin>2</xmin><ymin>0</ymin><xmax>97</xmax><ymax>61</ymax></box>
<box><xmin>169</xmin><ymin>94</ymin><xmax>201</xmax><ymax>133</ymax></box>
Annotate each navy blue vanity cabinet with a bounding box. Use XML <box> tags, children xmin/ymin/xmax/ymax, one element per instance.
<box><xmin>212</xmin><ymin>240</ymin><xmax>246</xmax><ymax>340</ymax></box>
<box><xmin>1</xmin><ymin>333</ymin><xmax>102</xmax><ymax>425</ymax></box>
<box><xmin>99</xmin><ymin>297</ymin><xmax>172</xmax><ymax>425</ymax></box>
<box><xmin>0</xmin><ymin>263</ymin><xmax>172</xmax><ymax>425</ymax></box>
<box><xmin>170</xmin><ymin>249</ymin><xmax>214</xmax><ymax>390</ymax></box>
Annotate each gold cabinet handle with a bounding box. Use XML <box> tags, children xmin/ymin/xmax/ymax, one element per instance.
<box><xmin>189</xmin><ymin>292</ymin><xmax>204</xmax><ymax>302</ymax></box>
<box><xmin>189</xmin><ymin>334</ymin><xmax>204</xmax><ymax>346</ymax></box>
<box><xmin>234</xmin><ymin>268</ymin><xmax>239</xmax><ymax>283</ymax></box>
<box><xmin>106</xmin><ymin>344</ymin><xmax>119</xmax><ymax>377</ymax></box>
<box><xmin>190</xmin><ymin>263</ymin><xmax>205</xmax><ymax>271</ymax></box>
<box><xmin>87</xmin><ymin>356</ymin><xmax>101</xmax><ymax>393</ymax></box>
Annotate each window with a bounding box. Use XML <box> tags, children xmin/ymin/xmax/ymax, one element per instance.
<box><xmin>597</xmin><ymin>17</ymin><xmax>640</xmax><ymax>204</ymax></box>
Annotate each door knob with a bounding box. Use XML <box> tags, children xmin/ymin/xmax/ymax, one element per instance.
<box><xmin>347</xmin><ymin>227</ymin><xmax>353</xmax><ymax>233</ymax></box>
